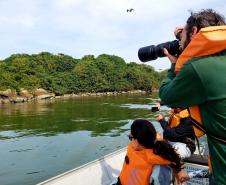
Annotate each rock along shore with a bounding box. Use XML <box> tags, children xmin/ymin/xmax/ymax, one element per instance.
<box><xmin>0</xmin><ymin>88</ymin><xmax>150</xmax><ymax>104</ymax></box>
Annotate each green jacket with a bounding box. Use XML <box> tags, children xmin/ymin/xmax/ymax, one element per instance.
<box><xmin>159</xmin><ymin>50</ymin><xmax>226</xmax><ymax>185</ymax></box>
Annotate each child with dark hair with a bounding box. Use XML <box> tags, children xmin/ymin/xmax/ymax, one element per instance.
<box><xmin>153</xmin><ymin>103</ymin><xmax>196</xmax><ymax>159</ymax></box>
<box><xmin>115</xmin><ymin>119</ymin><xmax>187</xmax><ymax>185</ymax></box>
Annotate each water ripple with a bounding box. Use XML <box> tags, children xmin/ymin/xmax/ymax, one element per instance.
<box><xmin>9</xmin><ymin>149</ymin><xmax>33</xmax><ymax>153</ymax></box>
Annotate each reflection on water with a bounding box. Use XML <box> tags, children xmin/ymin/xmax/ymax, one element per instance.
<box><xmin>0</xmin><ymin>95</ymin><xmax>160</xmax><ymax>139</ymax></box>
<box><xmin>120</xmin><ymin>104</ymin><xmax>152</xmax><ymax>109</ymax></box>
<box><xmin>0</xmin><ymin>100</ymin><xmax>54</xmax><ymax>116</ymax></box>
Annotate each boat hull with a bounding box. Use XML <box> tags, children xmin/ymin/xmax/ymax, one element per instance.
<box><xmin>38</xmin><ymin>148</ymin><xmax>209</xmax><ymax>185</ymax></box>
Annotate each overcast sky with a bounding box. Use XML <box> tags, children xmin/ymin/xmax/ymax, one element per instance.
<box><xmin>0</xmin><ymin>0</ymin><xmax>225</xmax><ymax>70</ymax></box>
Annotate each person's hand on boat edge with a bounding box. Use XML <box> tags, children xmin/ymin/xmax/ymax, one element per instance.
<box><xmin>175</xmin><ymin>170</ymin><xmax>190</xmax><ymax>184</ymax></box>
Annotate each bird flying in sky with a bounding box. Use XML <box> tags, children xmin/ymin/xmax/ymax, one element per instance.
<box><xmin>126</xmin><ymin>8</ymin><xmax>134</xmax><ymax>12</ymax></box>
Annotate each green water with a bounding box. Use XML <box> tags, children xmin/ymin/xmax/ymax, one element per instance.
<box><xmin>0</xmin><ymin>94</ymin><xmax>166</xmax><ymax>185</ymax></box>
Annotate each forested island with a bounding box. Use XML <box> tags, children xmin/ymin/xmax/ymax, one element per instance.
<box><xmin>0</xmin><ymin>52</ymin><xmax>166</xmax><ymax>103</ymax></box>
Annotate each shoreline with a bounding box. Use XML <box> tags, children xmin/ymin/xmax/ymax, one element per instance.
<box><xmin>0</xmin><ymin>90</ymin><xmax>155</xmax><ymax>104</ymax></box>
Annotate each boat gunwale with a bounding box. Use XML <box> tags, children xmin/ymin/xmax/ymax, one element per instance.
<box><xmin>37</xmin><ymin>147</ymin><xmax>127</xmax><ymax>185</ymax></box>
<box><xmin>38</xmin><ymin>146</ymin><xmax>208</xmax><ymax>185</ymax></box>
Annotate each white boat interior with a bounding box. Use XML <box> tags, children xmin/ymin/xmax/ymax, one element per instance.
<box><xmin>38</xmin><ymin>146</ymin><xmax>209</xmax><ymax>185</ymax></box>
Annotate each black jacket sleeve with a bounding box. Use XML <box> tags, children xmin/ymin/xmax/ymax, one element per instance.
<box><xmin>160</xmin><ymin>118</ymin><xmax>195</xmax><ymax>142</ymax></box>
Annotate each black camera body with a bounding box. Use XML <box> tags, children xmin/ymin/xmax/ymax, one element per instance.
<box><xmin>138</xmin><ymin>32</ymin><xmax>182</xmax><ymax>62</ymax></box>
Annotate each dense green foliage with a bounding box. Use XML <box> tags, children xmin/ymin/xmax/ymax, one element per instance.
<box><xmin>0</xmin><ymin>52</ymin><xmax>163</xmax><ymax>95</ymax></box>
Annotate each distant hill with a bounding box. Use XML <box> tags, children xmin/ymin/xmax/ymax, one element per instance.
<box><xmin>0</xmin><ymin>52</ymin><xmax>165</xmax><ymax>95</ymax></box>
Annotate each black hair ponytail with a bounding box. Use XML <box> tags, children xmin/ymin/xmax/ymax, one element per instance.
<box><xmin>153</xmin><ymin>140</ymin><xmax>182</xmax><ymax>171</ymax></box>
<box><xmin>131</xmin><ymin>119</ymin><xmax>182</xmax><ymax>171</ymax></box>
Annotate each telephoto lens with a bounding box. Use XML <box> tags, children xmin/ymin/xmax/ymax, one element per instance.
<box><xmin>138</xmin><ymin>31</ymin><xmax>182</xmax><ymax>62</ymax></box>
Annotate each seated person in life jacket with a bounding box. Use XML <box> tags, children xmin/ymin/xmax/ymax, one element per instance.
<box><xmin>155</xmin><ymin>103</ymin><xmax>196</xmax><ymax>159</ymax></box>
<box><xmin>115</xmin><ymin>119</ymin><xmax>188</xmax><ymax>185</ymax></box>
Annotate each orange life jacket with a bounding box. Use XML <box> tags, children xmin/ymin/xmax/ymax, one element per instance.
<box><xmin>168</xmin><ymin>106</ymin><xmax>204</xmax><ymax>137</ymax></box>
<box><xmin>168</xmin><ymin>108</ymin><xmax>190</xmax><ymax>128</ymax></box>
<box><xmin>119</xmin><ymin>143</ymin><xmax>171</xmax><ymax>185</ymax></box>
<box><xmin>208</xmin><ymin>155</ymin><xmax>212</xmax><ymax>174</ymax></box>
<box><xmin>171</xmin><ymin>26</ymin><xmax>226</xmax><ymax>137</ymax></box>
<box><xmin>175</xmin><ymin>25</ymin><xmax>226</xmax><ymax>73</ymax></box>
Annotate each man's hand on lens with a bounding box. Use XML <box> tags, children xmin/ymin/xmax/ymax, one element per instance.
<box><xmin>175</xmin><ymin>170</ymin><xmax>190</xmax><ymax>184</ymax></box>
<box><xmin>163</xmin><ymin>26</ymin><xmax>183</xmax><ymax>64</ymax></box>
<box><xmin>163</xmin><ymin>48</ymin><xmax>178</xmax><ymax>64</ymax></box>
<box><xmin>174</xmin><ymin>26</ymin><xmax>184</xmax><ymax>38</ymax></box>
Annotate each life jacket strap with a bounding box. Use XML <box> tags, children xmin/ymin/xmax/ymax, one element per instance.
<box><xmin>190</xmin><ymin>117</ymin><xmax>226</xmax><ymax>144</ymax></box>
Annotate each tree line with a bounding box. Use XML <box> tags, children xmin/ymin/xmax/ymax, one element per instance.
<box><xmin>0</xmin><ymin>52</ymin><xmax>165</xmax><ymax>95</ymax></box>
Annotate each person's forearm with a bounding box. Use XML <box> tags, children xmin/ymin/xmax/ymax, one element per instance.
<box><xmin>167</xmin><ymin>63</ymin><xmax>176</xmax><ymax>80</ymax></box>
<box><xmin>160</xmin><ymin>118</ymin><xmax>168</xmax><ymax>130</ymax></box>
<box><xmin>159</xmin><ymin>118</ymin><xmax>180</xmax><ymax>140</ymax></box>
<box><xmin>159</xmin><ymin>62</ymin><xmax>206</xmax><ymax>107</ymax></box>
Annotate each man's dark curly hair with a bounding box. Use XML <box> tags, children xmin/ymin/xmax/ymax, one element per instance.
<box><xmin>185</xmin><ymin>9</ymin><xmax>225</xmax><ymax>46</ymax></box>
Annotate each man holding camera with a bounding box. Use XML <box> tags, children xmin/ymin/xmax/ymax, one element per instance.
<box><xmin>159</xmin><ymin>9</ymin><xmax>226</xmax><ymax>184</ymax></box>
